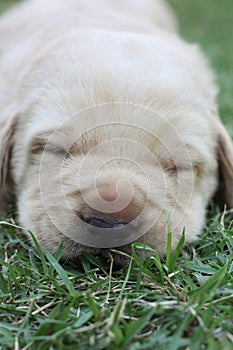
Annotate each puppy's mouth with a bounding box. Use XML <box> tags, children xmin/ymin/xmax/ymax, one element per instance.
<box><xmin>85</xmin><ymin>217</ymin><xmax>128</xmax><ymax>229</ymax></box>
<box><xmin>74</xmin><ymin>211</ymin><xmax>141</xmax><ymax>249</ymax></box>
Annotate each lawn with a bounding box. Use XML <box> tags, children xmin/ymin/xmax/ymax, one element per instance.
<box><xmin>0</xmin><ymin>1</ymin><xmax>233</xmax><ymax>350</ymax></box>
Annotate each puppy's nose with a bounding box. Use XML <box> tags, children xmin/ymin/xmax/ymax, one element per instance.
<box><xmin>93</xmin><ymin>179</ymin><xmax>134</xmax><ymax>214</ymax></box>
<box><xmin>86</xmin><ymin>217</ymin><xmax>127</xmax><ymax>229</ymax></box>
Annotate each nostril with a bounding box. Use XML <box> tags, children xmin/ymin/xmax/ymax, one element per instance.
<box><xmin>85</xmin><ymin>217</ymin><xmax>127</xmax><ymax>229</ymax></box>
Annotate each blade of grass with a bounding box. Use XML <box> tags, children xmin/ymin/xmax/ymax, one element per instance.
<box><xmin>166</xmin><ymin>212</ymin><xmax>172</xmax><ymax>270</ymax></box>
<box><xmin>169</xmin><ymin>229</ymin><xmax>186</xmax><ymax>271</ymax></box>
<box><xmin>45</xmin><ymin>251</ymin><xmax>76</xmax><ymax>296</ymax></box>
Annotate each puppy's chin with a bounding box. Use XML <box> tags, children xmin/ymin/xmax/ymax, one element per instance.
<box><xmin>54</xmin><ymin>234</ymin><xmax>130</xmax><ymax>267</ymax></box>
<box><xmin>66</xmin><ymin>241</ymin><xmax>157</xmax><ymax>268</ymax></box>
<box><xmin>64</xmin><ymin>242</ymin><xmax>137</xmax><ymax>268</ymax></box>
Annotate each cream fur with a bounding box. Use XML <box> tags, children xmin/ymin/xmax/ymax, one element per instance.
<box><xmin>0</xmin><ymin>0</ymin><xmax>233</xmax><ymax>263</ymax></box>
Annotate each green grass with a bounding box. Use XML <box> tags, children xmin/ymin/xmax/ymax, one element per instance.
<box><xmin>0</xmin><ymin>213</ymin><xmax>233</xmax><ymax>350</ymax></box>
<box><xmin>0</xmin><ymin>1</ymin><xmax>19</xmax><ymax>12</ymax></box>
<box><xmin>0</xmin><ymin>1</ymin><xmax>233</xmax><ymax>349</ymax></box>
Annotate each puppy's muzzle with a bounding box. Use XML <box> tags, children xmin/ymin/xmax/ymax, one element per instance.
<box><xmin>76</xmin><ymin>178</ymin><xmax>146</xmax><ymax>248</ymax></box>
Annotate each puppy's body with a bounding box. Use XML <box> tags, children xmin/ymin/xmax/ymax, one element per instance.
<box><xmin>0</xmin><ymin>0</ymin><xmax>233</xmax><ymax>262</ymax></box>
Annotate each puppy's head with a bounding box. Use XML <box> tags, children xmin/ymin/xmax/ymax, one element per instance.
<box><xmin>1</xmin><ymin>31</ymin><xmax>232</xmax><ymax>262</ymax></box>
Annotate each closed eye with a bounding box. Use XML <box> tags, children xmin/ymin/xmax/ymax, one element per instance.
<box><xmin>30</xmin><ymin>138</ymin><xmax>66</xmax><ymax>157</ymax></box>
<box><xmin>163</xmin><ymin>159</ymin><xmax>204</xmax><ymax>176</ymax></box>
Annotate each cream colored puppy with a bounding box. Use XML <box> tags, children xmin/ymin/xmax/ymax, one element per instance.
<box><xmin>0</xmin><ymin>0</ymin><xmax>233</xmax><ymax>263</ymax></box>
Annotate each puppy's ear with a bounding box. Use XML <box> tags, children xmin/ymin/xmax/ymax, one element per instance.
<box><xmin>216</xmin><ymin>118</ymin><xmax>233</xmax><ymax>208</ymax></box>
<box><xmin>0</xmin><ymin>108</ymin><xmax>17</xmax><ymax>211</ymax></box>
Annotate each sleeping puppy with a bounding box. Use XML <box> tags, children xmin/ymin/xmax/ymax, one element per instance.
<box><xmin>0</xmin><ymin>0</ymin><xmax>233</xmax><ymax>263</ymax></box>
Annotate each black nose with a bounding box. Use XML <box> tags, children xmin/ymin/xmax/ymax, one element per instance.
<box><xmin>85</xmin><ymin>217</ymin><xmax>127</xmax><ymax>229</ymax></box>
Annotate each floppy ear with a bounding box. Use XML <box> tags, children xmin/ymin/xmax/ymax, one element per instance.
<box><xmin>0</xmin><ymin>108</ymin><xmax>17</xmax><ymax>212</ymax></box>
<box><xmin>216</xmin><ymin>118</ymin><xmax>233</xmax><ymax>208</ymax></box>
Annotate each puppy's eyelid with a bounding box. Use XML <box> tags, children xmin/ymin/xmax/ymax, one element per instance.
<box><xmin>30</xmin><ymin>139</ymin><xmax>66</xmax><ymax>157</ymax></box>
<box><xmin>160</xmin><ymin>158</ymin><xmax>177</xmax><ymax>173</ymax></box>
<box><xmin>164</xmin><ymin>160</ymin><xmax>204</xmax><ymax>175</ymax></box>
<box><xmin>164</xmin><ymin>163</ymin><xmax>178</xmax><ymax>173</ymax></box>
